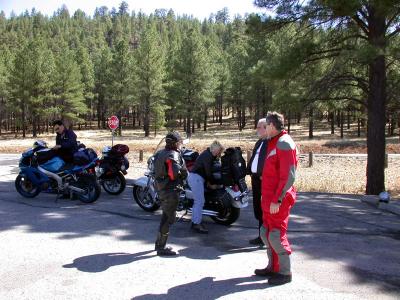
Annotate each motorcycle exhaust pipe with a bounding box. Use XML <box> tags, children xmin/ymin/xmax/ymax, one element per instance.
<box><xmin>38</xmin><ymin>166</ymin><xmax>63</xmax><ymax>188</ymax></box>
<box><xmin>68</xmin><ymin>185</ymin><xmax>86</xmax><ymax>194</ymax></box>
<box><xmin>188</xmin><ymin>208</ymin><xmax>219</xmax><ymax>217</ymax></box>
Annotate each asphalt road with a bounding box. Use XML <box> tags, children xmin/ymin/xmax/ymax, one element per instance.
<box><xmin>0</xmin><ymin>154</ymin><xmax>399</xmax><ymax>299</ymax></box>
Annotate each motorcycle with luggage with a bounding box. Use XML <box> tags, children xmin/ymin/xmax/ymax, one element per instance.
<box><xmin>95</xmin><ymin>144</ymin><xmax>130</xmax><ymax>195</ymax></box>
<box><xmin>15</xmin><ymin>140</ymin><xmax>101</xmax><ymax>203</ymax></box>
<box><xmin>132</xmin><ymin>139</ymin><xmax>249</xmax><ymax>225</ymax></box>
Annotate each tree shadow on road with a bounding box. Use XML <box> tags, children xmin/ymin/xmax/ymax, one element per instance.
<box><xmin>132</xmin><ymin>275</ymin><xmax>269</xmax><ymax>300</ymax></box>
<box><xmin>63</xmin><ymin>250</ymin><xmax>155</xmax><ymax>272</ymax></box>
<box><xmin>289</xmin><ymin>192</ymin><xmax>400</xmax><ymax>295</ymax></box>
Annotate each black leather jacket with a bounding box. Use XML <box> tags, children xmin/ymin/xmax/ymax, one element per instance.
<box><xmin>154</xmin><ymin>147</ymin><xmax>187</xmax><ymax>192</ymax></box>
<box><xmin>191</xmin><ymin>148</ymin><xmax>218</xmax><ymax>184</ymax></box>
<box><xmin>247</xmin><ymin>138</ymin><xmax>268</xmax><ymax>177</ymax></box>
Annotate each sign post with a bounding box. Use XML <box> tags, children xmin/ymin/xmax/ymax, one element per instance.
<box><xmin>108</xmin><ymin>115</ymin><xmax>119</xmax><ymax>146</ymax></box>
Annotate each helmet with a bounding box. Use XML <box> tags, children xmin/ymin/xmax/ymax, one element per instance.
<box><xmin>165</xmin><ymin>131</ymin><xmax>183</xmax><ymax>144</ymax></box>
<box><xmin>102</xmin><ymin>146</ymin><xmax>112</xmax><ymax>154</ymax></box>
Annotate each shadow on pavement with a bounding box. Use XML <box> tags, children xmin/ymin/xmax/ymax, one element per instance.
<box><xmin>1</xmin><ymin>174</ymin><xmax>400</xmax><ymax>296</ymax></box>
<box><xmin>63</xmin><ymin>250</ymin><xmax>155</xmax><ymax>272</ymax></box>
<box><xmin>132</xmin><ymin>276</ymin><xmax>269</xmax><ymax>300</ymax></box>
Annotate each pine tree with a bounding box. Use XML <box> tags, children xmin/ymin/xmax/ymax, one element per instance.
<box><xmin>134</xmin><ymin>21</ymin><xmax>166</xmax><ymax>137</ymax></box>
<box><xmin>8</xmin><ymin>39</ymin><xmax>54</xmax><ymax>137</ymax></box>
<box><xmin>75</xmin><ymin>46</ymin><xmax>95</xmax><ymax>126</ymax></box>
<box><xmin>53</xmin><ymin>45</ymin><xmax>87</xmax><ymax>123</ymax></box>
<box><xmin>170</xmin><ymin>27</ymin><xmax>214</xmax><ymax>137</ymax></box>
<box><xmin>109</xmin><ymin>39</ymin><xmax>134</xmax><ymax>135</ymax></box>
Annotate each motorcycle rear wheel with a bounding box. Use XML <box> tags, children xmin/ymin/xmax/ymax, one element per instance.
<box><xmin>72</xmin><ymin>175</ymin><xmax>101</xmax><ymax>204</ymax></box>
<box><xmin>211</xmin><ymin>206</ymin><xmax>240</xmax><ymax>225</ymax></box>
<box><xmin>101</xmin><ymin>172</ymin><xmax>126</xmax><ymax>195</ymax></box>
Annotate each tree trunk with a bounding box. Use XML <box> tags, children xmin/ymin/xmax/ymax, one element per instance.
<box><xmin>347</xmin><ymin>108</ymin><xmax>351</xmax><ymax>129</ymax></box>
<box><xmin>366</xmin><ymin>11</ymin><xmax>386</xmax><ymax>195</ymax></box>
<box><xmin>287</xmin><ymin>111</ymin><xmax>291</xmax><ymax>134</ymax></box>
<box><xmin>357</xmin><ymin>118</ymin><xmax>361</xmax><ymax>137</ymax></box>
<box><xmin>308</xmin><ymin>107</ymin><xmax>314</xmax><ymax>139</ymax></box>
<box><xmin>203</xmin><ymin>110</ymin><xmax>208</xmax><ymax>131</ymax></box>
<box><xmin>340</xmin><ymin>111</ymin><xmax>344</xmax><ymax>139</ymax></box>
<box><xmin>32</xmin><ymin>115</ymin><xmax>37</xmax><ymax>138</ymax></box>
<box><xmin>143</xmin><ymin>98</ymin><xmax>150</xmax><ymax>137</ymax></box>
<box><xmin>21</xmin><ymin>103</ymin><xmax>26</xmax><ymax>138</ymax></box>
<box><xmin>330</xmin><ymin>111</ymin><xmax>335</xmax><ymax>134</ymax></box>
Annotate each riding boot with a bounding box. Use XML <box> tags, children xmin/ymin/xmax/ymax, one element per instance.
<box><xmin>155</xmin><ymin>232</ymin><xmax>176</xmax><ymax>256</ymax></box>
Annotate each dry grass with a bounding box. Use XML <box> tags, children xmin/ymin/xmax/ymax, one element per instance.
<box><xmin>1</xmin><ymin>123</ymin><xmax>399</xmax><ymax>198</ymax></box>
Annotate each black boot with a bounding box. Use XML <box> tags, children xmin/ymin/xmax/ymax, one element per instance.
<box><xmin>268</xmin><ymin>273</ymin><xmax>292</xmax><ymax>285</ymax></box>
<box><xmin>254</xmin><ymin>267</ymin><xmax>275</xmax><ymax>277</ymax></box>
<box><xmin>249</xmin><ymin>225</ymin><xmax>264</xmax><ymax>246</ymax></box>
<box><xmin>155</xmin><ymin>232</ymin><xmax>177</xmax><ymax>256</ymax></box>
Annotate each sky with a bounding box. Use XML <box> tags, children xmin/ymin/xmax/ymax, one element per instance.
<box><xmin>0</xmin><ymin>0</ymin><xmax>267</xmax><ymax>19</ymax></box>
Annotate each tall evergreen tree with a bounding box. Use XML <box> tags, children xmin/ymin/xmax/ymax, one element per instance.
<box><xmin>170</xmin><ymin>27</ymin><xmax>214</xmax><ymax>136</ymax></box>
<box><xmin>53</xmin><ymin>45</ymin><xmax>87</xmax><ymax>122</ymax></box>
<box><xmin>109</xmin><ymin>39</ymin><xmax>133</xmax><ymax>135</ymax></box>
<box><xmin>135</xmin><ymin>22</ymin><xmax>166</xmax><ymax>137</ymax></box>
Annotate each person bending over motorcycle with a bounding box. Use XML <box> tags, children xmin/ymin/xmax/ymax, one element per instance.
<box><xmin>52</xmin><ymin>120</ymin><xmax>78</xmax><ymax>163</ymax></box>
<box><xmin>188</xmin><ymin>140</ymin><xmax>224</xmax><ymax>234</ymax></box>
<box><xmin>153</xmin><ymin>131</ymin><xmax>188</xmax><ymax>256</ymax></box>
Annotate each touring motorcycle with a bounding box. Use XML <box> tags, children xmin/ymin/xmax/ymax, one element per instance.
<box><xmin>132</xmin><ymin>139</ymin><xmax>249</xmax><ymax>225</ymax></box>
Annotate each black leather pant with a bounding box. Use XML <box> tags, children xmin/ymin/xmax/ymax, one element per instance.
<box><xmin>158</xmin><ymin>191</ymin><xmax>179</xmax><ymax>235</ymax></box>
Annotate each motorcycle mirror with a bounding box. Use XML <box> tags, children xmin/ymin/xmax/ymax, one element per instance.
<box><xmin>182</xmin><ymin>138</ymin><xmax>190</xmax><ymax>145</ymax></box>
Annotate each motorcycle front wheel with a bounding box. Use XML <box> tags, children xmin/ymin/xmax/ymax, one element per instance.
<box><xmin>101</xmin><ymin>172</ymin><xmax>126</xmax><ymax>195</ymax></box>
<box><xmin>132</xmin><ymin>185</ymin><xmax>160</xmax><ymax>212</ymax></box>
<box><xmin>15</xmin><ymin>174</ymin><xmax>40</xmax><ymax>198</ymax></box>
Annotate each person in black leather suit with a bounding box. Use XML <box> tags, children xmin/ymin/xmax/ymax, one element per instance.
<box><xmin>153</xmin><ymin>131</ymin><xmax>188</xmax><ymax>256</ymax></box>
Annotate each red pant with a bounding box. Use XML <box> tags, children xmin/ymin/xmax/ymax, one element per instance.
<box><xmin>262</xmin><ymin>193</ymin><xmax>295</xmax><ymax>273</ymax></box>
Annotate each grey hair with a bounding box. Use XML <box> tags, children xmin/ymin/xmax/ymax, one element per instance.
<box><xmin>210</xmin><ymin>140</ymin><xmax>224</xmax><ymax>153</ymax></box>
<box><xmin>258</xmin><ymin>118</ymin><xmax>267</xmax><ymax>128</ymax></box>
<box><xmin>266</xmin><ymin>111</ymin><xmax>284</xmax><ymax>131</ymax></box>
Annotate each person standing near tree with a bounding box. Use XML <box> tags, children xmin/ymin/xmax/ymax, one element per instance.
<box><xmin>254</xmin><ymin>112</ymin><xmax>298</xmax><ymax>286</ymax></box>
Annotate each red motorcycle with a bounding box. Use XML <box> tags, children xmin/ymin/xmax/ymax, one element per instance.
<box><xmin>95</xmin><ymin>144</ymin><xmax>129</xmax><ymax>195</ymax></box>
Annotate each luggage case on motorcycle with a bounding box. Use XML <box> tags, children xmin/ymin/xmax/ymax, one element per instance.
<box><xmin>182</xmin><ymin>148</ymin><xmax>199</xmax><ymax>171</ymax></box>
<box><xmin>73</xmin><ymin>148</ymin><xmax>98</xmax><ymax>166</ymax></box>
<box><xmin>221</xmin><ymin>147</ymin><xmax>247</xmax><ymax>187</ymax></box>
<box><xmin>110</xmin><ymin>144</ymin><xmax>129</xmax><ymax>156</ymax></box>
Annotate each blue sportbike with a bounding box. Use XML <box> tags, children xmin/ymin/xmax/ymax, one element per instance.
<box><xmin>15</xmin><ymin>141</ymin><xmax>101</xmax><ymax>204</ymax></box>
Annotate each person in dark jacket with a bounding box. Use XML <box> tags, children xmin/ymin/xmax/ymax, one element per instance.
<box><xmin>188</xmin><ymin>140</ymin><xmax>224</xmax><ymax>234</ymax></box>
<box><xmin>153</xmin><ymin>132</ymin><xmax>188</xmax><ymax>256</ymax></box>
<box><xmin>52</xmin><ymin>120</ymin><xmax>78</xmax><ymax>163</ymax></box>
<box><xmin>247</xmin><ymin>118</ymin><xmax>269</xmax><ymax>246</ymax></box>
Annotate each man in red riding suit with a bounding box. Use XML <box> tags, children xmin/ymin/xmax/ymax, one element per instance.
<box><xmin>255</xmin><ymin>111</ymin><xmax>298</xmax><ymax>286</ymax></box>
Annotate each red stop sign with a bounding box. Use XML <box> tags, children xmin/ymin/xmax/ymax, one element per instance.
<box><xmin>108</xmin><ymin>115</ymin><xmax>119</xmax><ymax>130</ymax></box>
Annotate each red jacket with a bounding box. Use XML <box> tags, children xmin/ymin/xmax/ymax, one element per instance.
<box><xmin>261</xmin><ymin>130</ymin><xmax>298</xmax><ymax>205</ymax></box>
